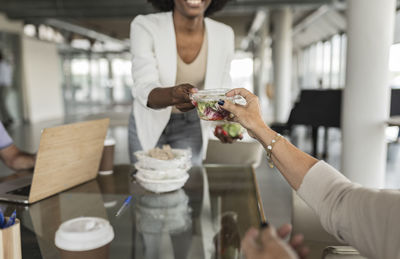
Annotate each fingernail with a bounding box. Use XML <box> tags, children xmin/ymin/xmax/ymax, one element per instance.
<box><xmin>260</xmin><ymin>221</ymin><xmax>269</xmax><ymax>229</ymax></box>
<box><xmin>218</xmin><ymin>99</ymin><xmax>225</xmax><ymax>105</ymax></box>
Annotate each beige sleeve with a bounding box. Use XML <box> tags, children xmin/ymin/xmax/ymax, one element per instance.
<box><xmin>297</xmin><ymin>161</ymin><xmax>400</xmax><ymax>259</ymax></box>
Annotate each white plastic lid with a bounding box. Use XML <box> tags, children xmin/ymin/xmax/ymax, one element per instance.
<box><xmin>104</xmin><ymin>138</ymin><xmax>116</xmax><ymax>146</ymax></box>
<box><xmin>55</xmin><ymin>217</ymin><xmax>114</xmax><ymax>251</ymax></box>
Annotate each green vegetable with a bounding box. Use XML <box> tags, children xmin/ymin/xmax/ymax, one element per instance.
<box><xmin>228</xmin><ymin>123</ymin><xmax>242</xmax><ymax>137</ymax></box>
<box><xmin>197</xmin><ymin>101</ymin><xmax>218</xmax><ymax>114</ymax></box>
<box><xmin>219</xmin><ymin>123</ymin><xmax>242</xmax><ymax>137</ymax></box>
<box><xmin>197</xmin><ymin>102</ymin><xmax>207</xmax><ymax>114</ymax></box>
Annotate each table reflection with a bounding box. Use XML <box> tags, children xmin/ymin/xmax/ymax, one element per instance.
<box><xmin>213</xmin><ymin>212</ymin><xmax>241</xmax><ymax>259</ymax></box>
<box><xmin>135</xmin><ymin>189</ymin><xmax>192</xmax><ymax>259</ymax></box>
<box><xmin>0</xmin><ymin>165</ymin><xmax>262</xmax><ymax>259</ymax></box>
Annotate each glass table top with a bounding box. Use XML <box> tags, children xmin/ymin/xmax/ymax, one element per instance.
<box><xmin>0</xmin><ymin>165</ymin><xmax>263</xmax><ymax>259</ymax></box>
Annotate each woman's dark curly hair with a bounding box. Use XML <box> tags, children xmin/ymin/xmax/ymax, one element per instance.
<box><xmin>148</xmin><ymin>0</ymin><xmax>230</xmax><ymax>16</ymax></box>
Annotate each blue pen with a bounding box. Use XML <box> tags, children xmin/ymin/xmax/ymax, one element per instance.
<box><xmin>115</xmin><ymin>196</ymin><xmax>132</xmax><ymax>217</ymax></box>
<box><xmin>0</xmin><ymin>209</ymin><xmax>4</xmax><ymax>229</ymax></box>
<box><xmin>4</xmin><ymin>210</ymin><xmax>16</xmax><ymax>228</ymax></box>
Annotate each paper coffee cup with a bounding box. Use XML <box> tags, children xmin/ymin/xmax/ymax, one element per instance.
<box><xmin>99</xmin><ymin>138</ymin><xmax>115</xmax><ymax>175</ymax></box>
<box><xmin>55</xmin><ymin>217</ymin><xmax>114</xmax><ymax>259</ymax></box>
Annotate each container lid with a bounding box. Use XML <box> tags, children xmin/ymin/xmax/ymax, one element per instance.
<box><xmin>55</xmin><ymin>217</ymin><xmax>114</xmax><ymax>251</ymax></box>
<box><xmin>191</xmin><ymin>88</ymin><xmax>230</xmax><ymax>102</ymax></box>
<box><xmin>104</xmin><ymin>138</ymin><xmax>116</xmax><ymax>146</ymax></box>
<box><xmin>191</xmin><ymin>88</ymin><xmax>246</xmax><ymax>104</ymax></box>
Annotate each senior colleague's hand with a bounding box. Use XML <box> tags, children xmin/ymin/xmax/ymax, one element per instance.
<box><xmin>219</xmin><ymin>88</ymin><xmax>264</xmax><ymax>138</ymax></box>
<box><xmin>242</xmin><ymin>226</ymin><xmax>298</xmax><ymax>259</ymax></box>
<box><xmin>147</xmin><ymin>84</ymin><xmax>198</xmax><ymax>110</ymax></box>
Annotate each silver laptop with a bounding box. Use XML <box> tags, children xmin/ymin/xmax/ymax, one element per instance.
<box><xmin>0</xmin><ymin>119</ymin><xmax>109</xmax><ymax>204</ymax></box>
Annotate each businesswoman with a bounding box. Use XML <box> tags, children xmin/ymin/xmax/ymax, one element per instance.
<box><xmin>129</xmin><ymin>0</ymin><xmax>233</xmax><ymax>165</ymax></box>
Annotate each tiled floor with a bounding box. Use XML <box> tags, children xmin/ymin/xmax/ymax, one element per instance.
<box><xmin>1</xmin><ymin>106</ymin><xmax>400</xmax><ymax>232</ymax></box>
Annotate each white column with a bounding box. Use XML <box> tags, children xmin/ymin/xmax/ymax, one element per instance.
<box><xmin>341</xmin><ymin>0</ymin><xmax>396</xmax><ymax>188</ymax></box>
<box><xmin>272</xmin><ymin>8</ymin><xmax>293</xmax><ymax>123</ymax></box>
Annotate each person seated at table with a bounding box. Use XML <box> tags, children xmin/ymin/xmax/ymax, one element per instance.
<box><xmin>0</xmin><ymin>122</ymin><xmax>35</xmax><ymax>170</ymax></box>
<box><xmin>219</xmin><ymin>88</ymin><xmax>400</xmax><ymax>259</ymax></box>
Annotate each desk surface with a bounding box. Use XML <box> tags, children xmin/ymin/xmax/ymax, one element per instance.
<box><xmin>0</xmin><ymin>165</ymin><xmax>263</xmax><ymax>259</ymax></box>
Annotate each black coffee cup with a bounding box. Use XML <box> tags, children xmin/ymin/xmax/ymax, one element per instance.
<box><xmin>99</xmin><ymin>138</ymin><xmax>115</xmax><ymax>175</ymax></box>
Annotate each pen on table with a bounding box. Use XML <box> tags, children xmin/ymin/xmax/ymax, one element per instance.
<box><xmin>0</xmin><ymin>209</ymin><xmax>4</xmax><ymax>228</ymax></box>
<box><xmin>115</xmin><ymin>196</ymin><xmax>132</xmax><ymax>217</ymax></box>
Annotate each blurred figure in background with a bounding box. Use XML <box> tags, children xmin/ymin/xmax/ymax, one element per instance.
<box><xmin>0</xmin><ymin>50</ymin><xmax>13</xmax><ymax>128</ymax></box>
<box><xmin>0</xmin><ymin>121</ymin><xmax>35</xmax><ymax>171</ymax></box>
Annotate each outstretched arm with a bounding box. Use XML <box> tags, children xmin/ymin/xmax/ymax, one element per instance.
<box><xmin>221</xmin><ymin>88</ymin><xmax>400</xmax><ymax>259</ymax></box>
<box><xmin>147</xmin><ymin>84</ymin><xmax>198</xmax><ymax>111</ymax></box>
<box><xmin>0</xmin><ymin>144</ymin><xmax>35</xmax><ymax>170</ymax></box>
<box><xmin>130</xmin><ymin>17</ymin><xmax>197</xmax><ymax>112</ymax></box>
<box><xmin>220</xmin><ymin>88</ymin><xmax>318</xmax><ymax>190</ymax></box>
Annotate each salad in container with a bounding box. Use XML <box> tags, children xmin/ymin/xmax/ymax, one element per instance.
<box><xmin>190</xmin><ymin>89</ymin><xmax>244</xmax><ymax>121</ymax></box>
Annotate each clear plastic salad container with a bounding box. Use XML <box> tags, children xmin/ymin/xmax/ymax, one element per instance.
<box><xmin>190</xmin><ymin>89</ymin><xmax>245</xmax><ymax>121</ymax></box>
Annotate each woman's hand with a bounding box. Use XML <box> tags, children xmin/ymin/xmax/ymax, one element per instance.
<box><xmin>219</xmin><ymin>88</ymin><xmax>265</xmax><ymax>138</ymax></box>
<box><xmin>241</xmin><ymin>226</ymin><xmax>299</xmax><ymax>259</ymax></box>
<box><xmin>214</xmin><ymin>130</ymin><xmax>235</xmax><ymax>143</ymax></box>
<box><xmin>172</xmin><ymin>84</ymin><xmax>198</xmax><ymax>112</ymax></box>
<box><xmin>147</xmin><ymin>84</ymin><xmax>197</xmax><ymax>111</ymax></box>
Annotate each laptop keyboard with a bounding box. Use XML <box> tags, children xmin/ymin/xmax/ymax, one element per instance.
<box><xmin>7</xmin><ymin>185</ymin><xmax>31</xmax><ymax>196</ymax></box>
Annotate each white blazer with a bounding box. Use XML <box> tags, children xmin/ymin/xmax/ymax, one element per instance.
<box><xmin>130</xmin><ymin>12</ymin><xmax>234</xmax><ymax>155</ymax></box>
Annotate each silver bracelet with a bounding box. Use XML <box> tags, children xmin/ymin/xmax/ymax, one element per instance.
<box><xmin>266</xmin><ymin>133</ymin><xmax>282</xmax><ymax>168</ymax></box>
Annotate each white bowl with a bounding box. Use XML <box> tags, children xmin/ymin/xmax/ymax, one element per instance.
<box><xmin>135</xmin><ymin>163</ymin><xmax>191</xmax><ymax>181</ymax></box>
<box><xmin>135</xmin><ymin>160</ymin><xmax>192</xmax><ymax>172</ymax></box>
<box><xmin>134</xmin><ymin>149</ymin><xmax>192</xmax><ymax>170</ymax></box>
<box><xmin>135</xmin><ymin>172</ymin><xmax>190</xmax><ymax>193</ymax></box>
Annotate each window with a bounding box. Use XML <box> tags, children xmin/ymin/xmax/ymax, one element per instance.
<box><xmin>331</xmin><ymin>35</ymin><xmax>341</xmax><ymax>88</ymax></box>
<box><xmin>323</xmin><ymin>40</ymin><xmax>331</xmax><ymax>88</ymax></box>
<box><xmin>230</xmin><ymin>52</ymin><xmax>254</xmax><ymax>92</ymax></box>
<box><xmin>339</xmin><ymin>34</ymin><xmax>347</xmax><ymax>88</ymax></box>
<box><xmin>315</xmin><ymin>41</ymin><xmax>324</xmax><ymax>87</ymax></box>
<box><xmin>297</xmin><ymin>33</ymin><xmax>347</xmax><ymax>89</ymax></box>
<box><xmin>71</xmin><ymin>58</ymin><xmax>90</xmax><ymax>102</ymax></box>
<box><xmin>112</xmin><ymin>58</ymin><xmax>134</xmax><ymax>103</ymax></box>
